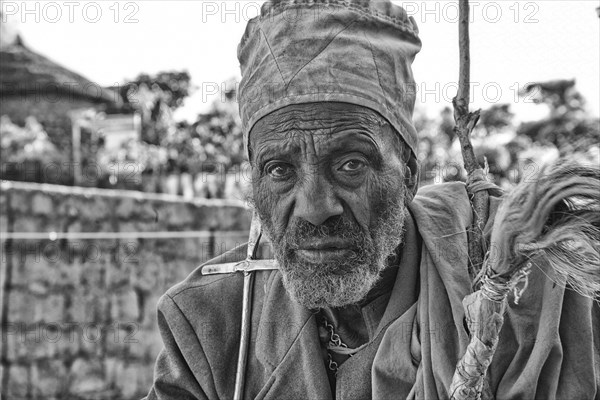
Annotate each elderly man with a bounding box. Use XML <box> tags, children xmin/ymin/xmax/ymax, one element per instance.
<box><xmin>146</xmin><ymin>1</ymin><xmax>599</xmax><ymax>399</ymax></box>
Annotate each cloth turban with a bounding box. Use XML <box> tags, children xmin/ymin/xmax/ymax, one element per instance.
<box><xmin>237</xmin><ymin>0</ymin><xmax>422</xmax><ymax>158</ymax></box>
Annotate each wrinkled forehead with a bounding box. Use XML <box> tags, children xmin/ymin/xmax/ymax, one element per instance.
<box><xmin>248</xmin><ymin>102</ymin><xmax>394</xmax><ymax>159</ymax></box>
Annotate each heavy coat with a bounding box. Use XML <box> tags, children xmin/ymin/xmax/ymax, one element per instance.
<box><xmin>146</xmin><ymin>182</ymin><xmax>600</xmax><ymax>399</ymax></box>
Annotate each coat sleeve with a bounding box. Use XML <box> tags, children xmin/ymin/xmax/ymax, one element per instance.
<box><xmin>144</xmin><ymin>294</ymin><xmax>211</xmax><ymax>400</ymax></box>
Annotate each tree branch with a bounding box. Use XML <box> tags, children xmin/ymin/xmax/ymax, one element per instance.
<box><xmin>452</xmin><ymin>0</ymin><xmax>489</xmax><ymax>282</ymax></box>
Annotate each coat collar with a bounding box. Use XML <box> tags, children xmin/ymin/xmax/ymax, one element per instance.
<box><xmin>374</xmin><ymin>212</ymin><xmax>421</xmax><ymax>338</ymax></box>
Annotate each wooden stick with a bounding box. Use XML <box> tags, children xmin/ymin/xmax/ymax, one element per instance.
<box><xmin>233</xmin><ymin>270</ymin><xmax>256</xmax><ymax>400</ymax></box>
<box><xmin>233</xmin><ymin>212</ymin><xmax>262</xmax><ymax>400</ymax></box>
<box><xmin>452</xmin><ymin>0</ymin><xmax>489</xmax><ymax>282</ymax></box>
<box><xmin>448</xmin><ymin>3</ymin><xmax>497</xmax><ymax>398</ymax></box>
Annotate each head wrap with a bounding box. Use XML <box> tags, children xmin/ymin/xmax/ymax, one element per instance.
<box><xmin>237</xmin><ymin>0</ymin><xmax>422</xmax><ymax>159</ymax></box>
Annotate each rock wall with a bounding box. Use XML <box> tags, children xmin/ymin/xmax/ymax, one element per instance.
<box><xmin>0</xmin><ymin>181</ymin><xmax>253</xmax><ymax>399</ymax></box>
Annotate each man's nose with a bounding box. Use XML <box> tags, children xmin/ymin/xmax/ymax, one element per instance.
<box><xmin>294</xmin><ymin>171</ymin><xmax>343</xmax><ymax>226</ymax></box>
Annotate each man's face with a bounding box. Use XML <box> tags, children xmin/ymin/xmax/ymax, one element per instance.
<box><xmin>249</xmin><ymin>103</ymin><xmax>409</xmax><ymax>309</ymax></box>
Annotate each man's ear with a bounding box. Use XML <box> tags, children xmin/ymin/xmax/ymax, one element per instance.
<box><xmin>405</xmin><ymin>155</ymin><xmax>420</xmax><ymax>200</ymax></box>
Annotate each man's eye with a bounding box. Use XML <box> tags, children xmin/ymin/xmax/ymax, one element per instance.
<box><xmin>339</xmin><ymin>159</ymin><xmax>365</xmax><ymax>172</ymax></box>
<box><xmin>266</xmin><ymin>163</ymin><xmax>293</xmax><ymax>178</ymax></box>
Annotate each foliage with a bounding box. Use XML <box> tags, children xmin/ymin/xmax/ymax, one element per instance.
<box><xmin>119</xmin><ymin>70</ymin><xmax>192</xmax><ymax>145</ymax></box>
<box><xmin>0</xmin><ymin>115</ymin><xmax>62</xmax><ymax>164</ymax></box>
<box><xmin>123</xmin><ymin>71</ymin><xmax>192</xmax><ymax>110</ymax></box>
<box><xmin>96</xmin><ymin>137</ymin><xmax>168</xmax><ymax>190</ymax></box>
<box><xmin>191</xmin><ymin>84</ymin><xmax>245</xmax><ymax>169</ymax></box>
<box><xmin>517</xmin><ymin>79</ymin><xmax>599</xmax><ymax>159</ymax></box>
<box><xmin>154</xmin><ymin>78</ymin><xmax>244</xmax><ymax>175</ymax></box>
<box><xmin>479</xmin><ymin>104</ymin><xmax>514</xmax><ymax>135</ymax></box>
<box><xmin>417</xmin><ymin>80</ymin><xmax>598</xmax><ymax>190</ymax></box>
<box><xmin>99</xmin><ymin>75</ymin><xmax>245</xmax><ymax>195</ymax></box>
<box><xmin>0</xmin><ymin>115</ymin><xmax>67</xmax><ymax>183</ymax></box>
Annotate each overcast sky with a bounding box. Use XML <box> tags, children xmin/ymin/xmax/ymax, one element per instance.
<box><xmin>4</xmin><ymin>0</ymin><xmax>599</xmax><ymax>122</ymax></box>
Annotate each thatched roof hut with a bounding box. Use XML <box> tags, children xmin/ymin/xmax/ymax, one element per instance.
<box><xmin>0</xmin><ymin>36</ymin><xmax>120</xmax><ymax>106</ymax></box>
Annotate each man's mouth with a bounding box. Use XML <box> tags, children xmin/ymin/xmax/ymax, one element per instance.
<box><xmin>293</xmin><ymin>238</ymin><xmax>355</xmax><ymax>263</ymax></box>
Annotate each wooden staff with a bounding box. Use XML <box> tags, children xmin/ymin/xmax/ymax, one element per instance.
<box><xmin>449</xmin><ymin>3</ymin><xmax>600</xmax><ymax>398</ymax></box>
<box><xmin>233</xmin><ymin>212</ymin><xmax>262</xmax><ymax>400</ymax></box>
<box><xmin>452</xmin><ymin>0</ymin><xmax>489</xmax><ymax>281</ymax></box>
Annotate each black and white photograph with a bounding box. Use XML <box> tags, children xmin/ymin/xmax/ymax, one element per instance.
<box><xmin>1</xmin><ymin>1</ymin><xmax>599</xmax><ymax>399</ymax></box>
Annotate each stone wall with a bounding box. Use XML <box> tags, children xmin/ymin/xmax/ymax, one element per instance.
<box><xmin>0</xmin><ymin>181</ymin><xmax>254</xmax><ymax>399</ymax></box>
